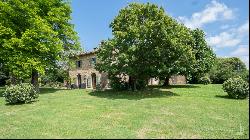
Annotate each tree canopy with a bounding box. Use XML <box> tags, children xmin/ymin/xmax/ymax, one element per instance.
<box><xmin>0</xmin><ymin>0</ymin><xmax>80</xmax><ymax>88</ymax></box>
<box><xmin>96</xmin><ymin>3</ymin><xmax>211</xmax><ymax>90</ymax></box>
<box><xmin>209</xmin><ymin>57</ymin><xmax>248</xmax><ymax>83</ymax></box>
<box><xmin>187</xmin><ymin>29</ymin><xmax>216</xmax><ymax>83</ymax></box>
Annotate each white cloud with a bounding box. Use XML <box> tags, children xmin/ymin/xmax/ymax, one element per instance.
<box><xmin>178</xmin><ymin>0</ymin><xmax>235</xmax><ymax>29</ymax></box>
<box><xmin>230</xmin><ymin>45</ymin><xmax>249</xmax><ymax>56</ymax></box>
<box><xmin>207</xmin><ymin>20</ymin><xmax>249</xmax><ymax>48</ymax></box>
<box><xmin>212</xmin><ymin>47</ymin><xmax>217</xmax><ymax>52</ymax></box>
<box><xmin>208</xmin><ymin>20</ymin><xmax>249</xmax><ymax>68</ymax></box>
<box><xmin>240</xmin><ymin>56</ymin><xmax>249</xmax><ymax>69</ymax></box>
<box><xmin>237</xmin><ymin>20</ymin><xmax>249</xmax><ymax>35</ymax></box>
<box><xmin>229</xmin><ymin>45</ymin><xmax>249</xmax><ymax>69</ymax></box>
<box><xmin>207</xmin><ymin>32</ymin><xmax>241</xmax><ymax>48</ymax></box>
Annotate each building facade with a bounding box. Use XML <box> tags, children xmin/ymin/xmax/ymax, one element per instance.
<box><xmin>69</xmin><ymin>51</ymin><xmax>110</xmax><ymax>89</ymax></box>
<box><xmin>69</xmin><ymin>51</ymin><xmax>186</xmax><ymax>89</ymax></box>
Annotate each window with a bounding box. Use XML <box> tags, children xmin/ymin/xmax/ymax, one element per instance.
<box><xmin>76</xmin><ymin>60</ymin><xmax>81</xmax><ymax>68</ymax></box>
<box><xmin>90</xmin><ymin>57</ymin><xmax>96</xmax><ymax>66</ymax></box>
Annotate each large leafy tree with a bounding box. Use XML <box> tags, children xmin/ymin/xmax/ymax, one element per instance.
<box><xmin>0</xmin><ymin>0</ymin><xmax>80</xmax><ymax>90</ymax></box>
<box><xmin>187</xmin><ymin>28</ymin><xmax>216</xmax><ymax>84</ymax></box>
<box><xmin>209</xmin><ymin>57</ymin><xmax>248</xmax><ymax>83</ymax></box>
<box><xmin>158</xmin><ymin>28</ymin><xmax>216</xmax><ymax>86</ymax></box>
<box><xmin>157</xmin><ymin>23</ymin><xmax>196</xmax><ymax>86</ymax></box>
<box><xmin>96</xmin><ymin>3</ymin><xmax>195</xmax><ymax>90</ymax></box>
<box><xmin>0</xmin><ymin>59</ymin><xmax>9</xmax><ymax>86</ymax></box>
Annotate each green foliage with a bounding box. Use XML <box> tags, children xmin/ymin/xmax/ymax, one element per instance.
<box><xmin>109</xmin><ymin>76</ymin><xmax>129</xmax><ymax>91</ymax></box>
<box><xmin>240</xmin><ymin>69</ymin><xmax>249</xmax><ymax>83</ymax></box>
<box><xmin>0</xmin><ymin>0</ymin><xmax>80</xmax><ymax>81</ymax></box>
<box><xmin>95</xmin><ymin>83</ymin><xmax>102</xmax><ymax>91</ymax></box>
<box><xmin>191</xmin><ymin>29</ymin><xmax>216</xmax><ymax>74</ymax></box>
<box><xmin>0</xmin><ymin>61</ymin><xmax>9</xmax><ymax>86</ymax></box>
<box><xmin>187</xmin><ymin>29</ymin><xmax>216</xmax><ymax>84</ymax></box>
<box><xmin>5</xmin><ymin>79</ymin><xmax>11</xmax><ymax>86</ymax></box>
<box><xmin>42</xmin><ymin>81</ymin><xmax>64</xmax><ymax>88</ymax></box>
<box><xmin>209</xmin><ymin>57</ymin><xmax>248</xmax><ymax>84</ymax></box>
<box><xmin>198</xmin><ymin>76</ymin><xmax>211</xmax><ymax>85</ymax></box>
<box><xmin>3</xmin><ymin>83</ymin><xmax>38</xmax><ymax>104</ymax></box>
<box><xmin>40</xmin><ymin>68</ymin><xmax>67</xmax><ymax>85</ymax></box>
<box><xmin>222</xmin><ymin>77</ymin><xmax>249</xmax><ymax>99</ymax></box>
<box><xmin>135</xmin><ymin>78</ymin><xmax>148</xmax><ymax>90</ymax></box>
<box><xmin>96</xmin><ymin>3</ymin><xmax>196</xmax><ymax>89</ymax></box>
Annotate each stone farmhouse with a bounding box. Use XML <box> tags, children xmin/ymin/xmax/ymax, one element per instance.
<box><xmin>69</xmin><ymin>50</ymin><xmax>186</xmax><ymax>89</ymax></box>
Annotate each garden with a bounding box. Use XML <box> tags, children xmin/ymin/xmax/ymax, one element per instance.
<box><xmin>0</xmin><ymin>84</ymin><xmax>249</xmax><ymax>139</ymax></box>
<box><xmin>0</xmin><ymin>1</ymin><xmax>249</xmax><ymax>139</ymax></box>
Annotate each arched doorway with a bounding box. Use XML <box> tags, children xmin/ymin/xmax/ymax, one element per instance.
<box><xmin>91</xmin><ymin>73</ymin><xmax>96</xmax><ymax>89</ymax></box>
<box><xmin>77</xmin><ymin>74</ymin><xmax>81</xmax><ymax>88</ymax></box>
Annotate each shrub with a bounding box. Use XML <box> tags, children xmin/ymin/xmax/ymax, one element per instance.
<box><xmin>209</xmin><ymin>57</ymin><xmax>248</xmax><ymax>84</ymax></box>
<box><xmin>3</xmin><ymin>83</ymin><xmax>39</xmax><ymax>104</ymax></box>
<box><xmin>96</xmin><ymin>83</ymin><xmax>102</xmax><ymax>91</ymax></box>
<box><xmin>5</xmin><ymin>79</ymin><xmax>11</xmax><ymax>85</ymax></box>
<box><xmin>135</xmin><ymin>79</ymin><xmax>147</xmax><ymax>90</ymax></box>
<box><xmin>109</xmin><ymin>77</ymin><xmax>129</xmax><ymax>91</ymax></box>
<box><xmin>222</xmin><ymin>77</ymin><xmax>249</xmax><ymax>99</ymax></box>
<box><xmin>199</xmin><ymin>76</ymin><xmax>211</xmax><ymax>85</ymax></box>
<box><xmin>42</xmin><ymin>81</ymin><xmax>64</xmax><ymax>88</ymax></box>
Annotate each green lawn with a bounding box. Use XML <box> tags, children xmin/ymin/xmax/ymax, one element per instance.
<box><xmin>0</xmin><ymin>84</ymin><xmax>249</xmax><ymax>139</ymax></box>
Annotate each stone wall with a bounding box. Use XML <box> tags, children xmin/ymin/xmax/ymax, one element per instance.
<box><xmin>147</xmin><ymin>76</ymin><xmax>186</xmax><ymax>86</ymax></box>
<box><xmin>148</xmin><ymin>78</ymin><xmax>160</xmax><ymax>85</ymax></box>
<box><xmin>69</xmin><ymin>53</ymin><xmax>109</xmax><ymax>89</ymax></box>
<box><xmin>69</xmin><ymin>52</ymin><xmax>187</xmax><ymax>89</ymax></box>
<box><xmin>169</xmin><ymin>75</ymin><xmax>186</xmax><ymax>85</ymax></box>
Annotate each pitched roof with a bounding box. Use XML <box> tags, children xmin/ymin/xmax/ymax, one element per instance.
<box><xmin>71</xmin><ymin>48</ymin><xmax>99</xmax><ymax>58</ymax></box>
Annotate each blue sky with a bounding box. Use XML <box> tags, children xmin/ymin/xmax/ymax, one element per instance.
<box><xmin>71</xmin><ymin>0</ymin><xmax>249</xmax><ymax>67</ymax></box>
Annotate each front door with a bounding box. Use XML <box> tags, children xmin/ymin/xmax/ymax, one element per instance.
<box><xmin>91</xmin><ymin>73</ymin><xmax>96</xmax><ymax>89</ymax></box>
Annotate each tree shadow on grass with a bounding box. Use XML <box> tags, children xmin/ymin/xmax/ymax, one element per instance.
<box><xmin>215</xmin><ymin>95</ymin><xmax>233</xmax><ymax>99</ymax></box>
<box><xmin>148</xmin><ymin>84</ymin><xmax>200</xmax><ymax>89</ymax></box>
<box><xmin>215</xmin><ymin>95</ymin><xmax>248</xmax><ymax>100</ymax></box>
<box><xmin>39</xmin><ymin>87</ymin><xmax>69</xmax><ymax>95</ymax></box>
<box><xmin>89</xmin><ymin>88</ymin><xmax>179</xmax><ymax>100</ymax></box>
<box><xmin>0</xmin><ymin>87</ymin><xmax>5</xmax><ymax>97</ymax></box>
<box><xmin>5</xmin><ymin>100</ymin><xmax>38</xmax><ymax>106</ymax></box>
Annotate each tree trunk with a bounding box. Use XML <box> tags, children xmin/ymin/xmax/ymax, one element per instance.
<box><xmin>31</xmin><ymin>69</ymin><xmax>39</xmax><ymax>92</ymax></box>
<box><xmin>163</xmin><ymin>76</ymin><xmax>170</xmax><ymax>86</ymax></box>
<box><xmin>128</xmin><ymin>76</ymin><xmax>132</xmax><ymax>90</ymax></box>
<box><xmin>129</xmin><ymin>76</ymin><xmax>137</xmax><ymax>91</ymax></box>
<box><xmin>133</xmin><ymin>79</ymin><xmax>137</xmax><ymax>91</ymax></box>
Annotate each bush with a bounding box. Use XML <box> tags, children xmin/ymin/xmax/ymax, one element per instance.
<box><xmin>3</xmin><ymin>83</ymin><xmax>39</xmax><ymax>104</ymax></box>
<box><xmin>42</xmin><ymin>81</ymin><xmax>64</xmax><ymax>88</ymax></box>
<box><xmin>109</xmin><ymin>76</ymin><xmax>148</xmax><ymax>91</ymax></box>
<box><xmin>96</xmin><ymin>83</ymin><xmax>102</xmax><ymax>91</ymax></box>
<box><xmin>222</xmin><ymin>77</ymin><xmax>249</xmax><ymax>99</ymax></box>
<box><xmin>209</xmin><ymin>57</ymin><xmax>248</xmax><ymax>84</ymax></box>
<box><xmin>135</xmin><ymin>78</ymin><xmax>147</xmax><ymax>90</ymax></box>
<box><xmin>198</xmin><ymin>76</ymin><xmax>211</xmax><ymax>85</ymax></box>
<box><xmin>5</xmin><ymin>79</ymin><xmax>11</xmax><ymax>86</ymax></box>
<box><xmin>109</xmin><ymin>76</ymin><xmax>129</xmax><ymax>91</ymax></box>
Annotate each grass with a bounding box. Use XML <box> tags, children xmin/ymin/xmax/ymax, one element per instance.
<box><xmin>0</xmin><ymin>84</ymin><xmax>248</xmax><ymax>139</ymax></box>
